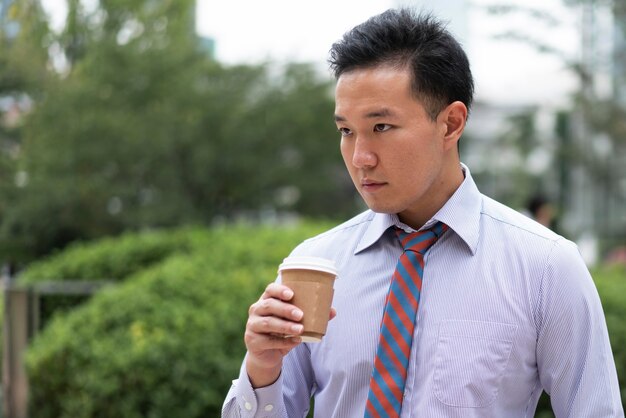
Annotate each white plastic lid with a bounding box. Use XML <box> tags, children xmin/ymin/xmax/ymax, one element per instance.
<box><xmin>278</xmin><ymin>256</ymin><xmax>338</xmax><ymax>276</ymax></box>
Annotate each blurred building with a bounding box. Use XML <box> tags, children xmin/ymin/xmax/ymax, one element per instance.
<box><xmin>614</xmin><ymin>9</ymin><xmax>626</xmax><ymax>106</ymax></box>
<box><xmin>560</xmin><ymin>2</ymin><xmax>626</xmax><ymax>261</ymax></box>
<box><xmin>191</xmin><ymin>1</ymin><xmax>215</xmax><ymax>58</ymax></box>
<box><xmin>0</xmin><ymin>0</ymin><xmax>20</xmax><ymax>39</ymax></box>
<box><xmin>0</xmin><ymin>0</ymin><xmax>21</xmax><ymax>162</ymax></box>
<box><xmin>198</xmin><ymin>35</ymin><xmax>215</xmax><ymax>57</ymax></box>
<box><xmin>462</xmin><ymin>101</ymin><xmax>551</xmax><ymax>197</ymax></box>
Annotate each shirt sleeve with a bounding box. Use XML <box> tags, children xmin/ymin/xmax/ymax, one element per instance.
<box><xmin>221</xmin><ymin>346</ymin><xmax>314</xmax><ymax>418</ymax></box>
<box><xmin>536</xmin><ymin>239</ymin><xmax>624</xmax><ymax>417</ymax></box>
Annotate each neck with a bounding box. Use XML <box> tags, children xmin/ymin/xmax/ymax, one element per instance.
<box><xmin>398</xmin><ymin>161</ymin><xmax>464</xmax><ymax>229</ymax></box>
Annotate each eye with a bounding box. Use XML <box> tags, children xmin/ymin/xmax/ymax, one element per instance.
<box><xmin>337</xmin><ymin>127</ymin><xmax>352</xmax><ymax>136</ymax></box>
<box><xmin>373</xmin><ymin>124</ymin><xmax>391</xmax><ymax>132</ymax></box>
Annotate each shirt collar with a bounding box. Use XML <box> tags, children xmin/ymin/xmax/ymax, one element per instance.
<box><xmin>355</xmin><ymin>163</ymin><xmax>482</xmax><ymax>255</ymax></box>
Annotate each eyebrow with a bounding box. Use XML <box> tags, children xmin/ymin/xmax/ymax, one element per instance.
<box><xmin>334</xmin><ymin>108</ymin><xmax>395</xmax><ymax>122</ymax></box>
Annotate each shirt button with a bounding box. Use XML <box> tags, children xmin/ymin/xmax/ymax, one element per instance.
<box><xmin>244</xmin><ymin>401</ymin><xmax>252</xmax><ymax>411</ymax></box>
<box><xmin>264</xmin><ymin>404</ymin><xmax>274</xmax><ymax>412</ymax></box>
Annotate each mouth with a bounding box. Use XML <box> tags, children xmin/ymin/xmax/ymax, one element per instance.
<box><xmin>360</xmin><ymin>179</ymin><xmax>387</xmax><ymax>192</ymax></box>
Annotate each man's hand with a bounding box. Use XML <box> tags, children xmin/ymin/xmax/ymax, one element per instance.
<box><xmin>244</xmin><ymin>282</ymin><xmax>337</xmax><ymax>388</ymax></box>
<box><xmin>244</xmin><ymin>283</ymin><xmax>305</xmax><ymax>388</ymax></box>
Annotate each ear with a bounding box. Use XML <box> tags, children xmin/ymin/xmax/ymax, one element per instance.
<box><xmin>438</xmin><ymin>101</ymin><xmax>467</xmax><ymax>151</ymax></box>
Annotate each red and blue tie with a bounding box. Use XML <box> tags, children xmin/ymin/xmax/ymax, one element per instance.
<box><xmin>365</xmin><ymin>222</ymin><xmax>448</xmax><ymax>417</ymax></box>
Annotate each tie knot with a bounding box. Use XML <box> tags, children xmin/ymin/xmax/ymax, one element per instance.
<box><xmin>395</xmin><ymin>222</ymin><xmax>448</xmax><ymax>255</ymax></box>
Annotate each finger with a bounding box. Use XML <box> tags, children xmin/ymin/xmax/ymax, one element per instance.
<box><xmin>245</xmin><ymin>331</ymin><xmax>302</xmax><ymax>351</ymax></box>
<box><xmin>245</xmin><ymin>323</ymin><xmax>303</xmax><ymax>349</ymax></box>
<box><xmin>248</xmin><ymin>315</ymin><xmax>304</xmax><ymax>337</ymax></box>
<box><xmin>329</xmin><ymin>307</ymin><xmax>337</xmax><ymax>321</ymax></box>
<box><xmin>249</xmin><ymin>296</ymin><xmax>303</xmax><ymax>322</ymax></box>
<box><xmin>261</xmin><ymin>282</ymin><xmax>296</xmax><ymax>302</ymax></box>
<box><xmin>267</xmin><ymin>334</ymin><xmax>302</xmax><ymax>347</ymax></box>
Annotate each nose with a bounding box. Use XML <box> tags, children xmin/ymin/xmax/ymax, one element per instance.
<box><xmin>351</xmin><ymin>137</ymin><xmax>377</xmax><ymax>169</ymax></box>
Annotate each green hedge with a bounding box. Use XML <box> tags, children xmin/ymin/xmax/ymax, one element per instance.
<box><xmin>24</xmin><ymin>222</ymin><xmax>329</xmax><ymax>418</ymax></box>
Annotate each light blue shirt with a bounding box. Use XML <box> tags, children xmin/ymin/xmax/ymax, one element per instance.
<box><xmin>222</xmin><ymin>165</ymin><xmax>623</xmax><ymax>417</ymax></box>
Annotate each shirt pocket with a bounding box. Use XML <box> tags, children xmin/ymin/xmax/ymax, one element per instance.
<box><xmin>433</xmin><ymin>319</ymin><xmax>518</xmax><ymax>408</ymax></box>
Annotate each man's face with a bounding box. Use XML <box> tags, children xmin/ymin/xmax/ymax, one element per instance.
<box><xmin>334</xmin><ymin>65</ymin><xmax>460</xmax><ymax>227</ymax></box>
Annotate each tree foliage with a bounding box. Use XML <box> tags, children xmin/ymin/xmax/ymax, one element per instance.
<box><xmin>0</xmin><ymin>0</ymin><xmax>355</xmax><ymax>265</ymax></box>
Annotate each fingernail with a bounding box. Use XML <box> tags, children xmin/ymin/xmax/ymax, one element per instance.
<box><xmin>283</xmin><ymin>289</ymin><xmax>294</xmax><ymax>299</ymax></box>
<box><xmin>291</xmin><ymin>324</ymin><xmax>303</xmax><ymax>333</ymax></box>
<box><xmin>292</xmin><ymin>309</ymin><xmax>303</xmax><ymax>320</ymax></box>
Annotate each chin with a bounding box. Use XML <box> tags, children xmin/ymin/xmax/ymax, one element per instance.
<box><xmin>363</xmin><ymin>201</ymin><xmax>399</xmax><ymax>215</ymax></box>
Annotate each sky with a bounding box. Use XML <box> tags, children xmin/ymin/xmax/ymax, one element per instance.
<box><xmin>41</xmin><ymin>0</ymin><xmax>581</xmax><ymax>107</ymax></box>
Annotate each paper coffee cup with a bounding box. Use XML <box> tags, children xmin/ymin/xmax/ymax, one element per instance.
<box><xmin>278</xmin><ymin>256</ymin><xmax>337</xmax><ymax>343</ymax></box>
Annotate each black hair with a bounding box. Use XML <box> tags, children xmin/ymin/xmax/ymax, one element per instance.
<box><xmin>328</xmin><ymin>8</ymin><xmax>474</xmax><ymax>120</ymax></box>
<box><xmin>527</xmin><ymin>194</ymin><xmax>549</xmax><ymax>217</ymax></box>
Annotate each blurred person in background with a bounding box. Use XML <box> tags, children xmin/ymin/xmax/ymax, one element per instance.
<box><xmin>525</xmin><ymin>193</ymin><xmax>558</xmax><ymax>231</ymax></box>
<box><xmin>222</xmin><ymin>8</ymin><xmax>623</xmax><ymax>417</ymax></box>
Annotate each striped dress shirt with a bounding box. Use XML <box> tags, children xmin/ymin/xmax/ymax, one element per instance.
<box><xmin>222</xmin><ymin>164</ymin><xmax>623</xmax><ymax>418</ymax></box>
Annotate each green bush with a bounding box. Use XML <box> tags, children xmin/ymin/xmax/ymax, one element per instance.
<box><xmin>18</xmin><ymin>227</ymin><xmax>212</xmax><ymax>284</ymax></box>
<box><xmin>15</xmin><ymin>227</ymin><xmax>214</xmax><ymax>332</ymax></box>
<box><xmin>24</xmin><ymin>222</ymin><xmax>329</xmax><ymax>418</ymax></box>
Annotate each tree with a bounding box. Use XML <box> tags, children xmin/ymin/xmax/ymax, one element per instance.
<box><xmin>0</xmin><ymin>0</ymin><xmax>51</xmax><ymax>267</ymax></box>
<box><xmin>0</xmin><ymin>0</ymin><xmax>354</xmax><ymax>266</ymax></box>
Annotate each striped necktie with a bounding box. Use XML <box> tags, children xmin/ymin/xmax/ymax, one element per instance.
<box><xmin>365</xmin><ymin>222</ymin><xmax>448</xmax><ymax>417</ymax></box>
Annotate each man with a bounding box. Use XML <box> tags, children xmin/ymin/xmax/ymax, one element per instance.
<box><xmin>222</xmin><ymin>9</ymin><xmax>623</xmax><ymax>417</ymax></box>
